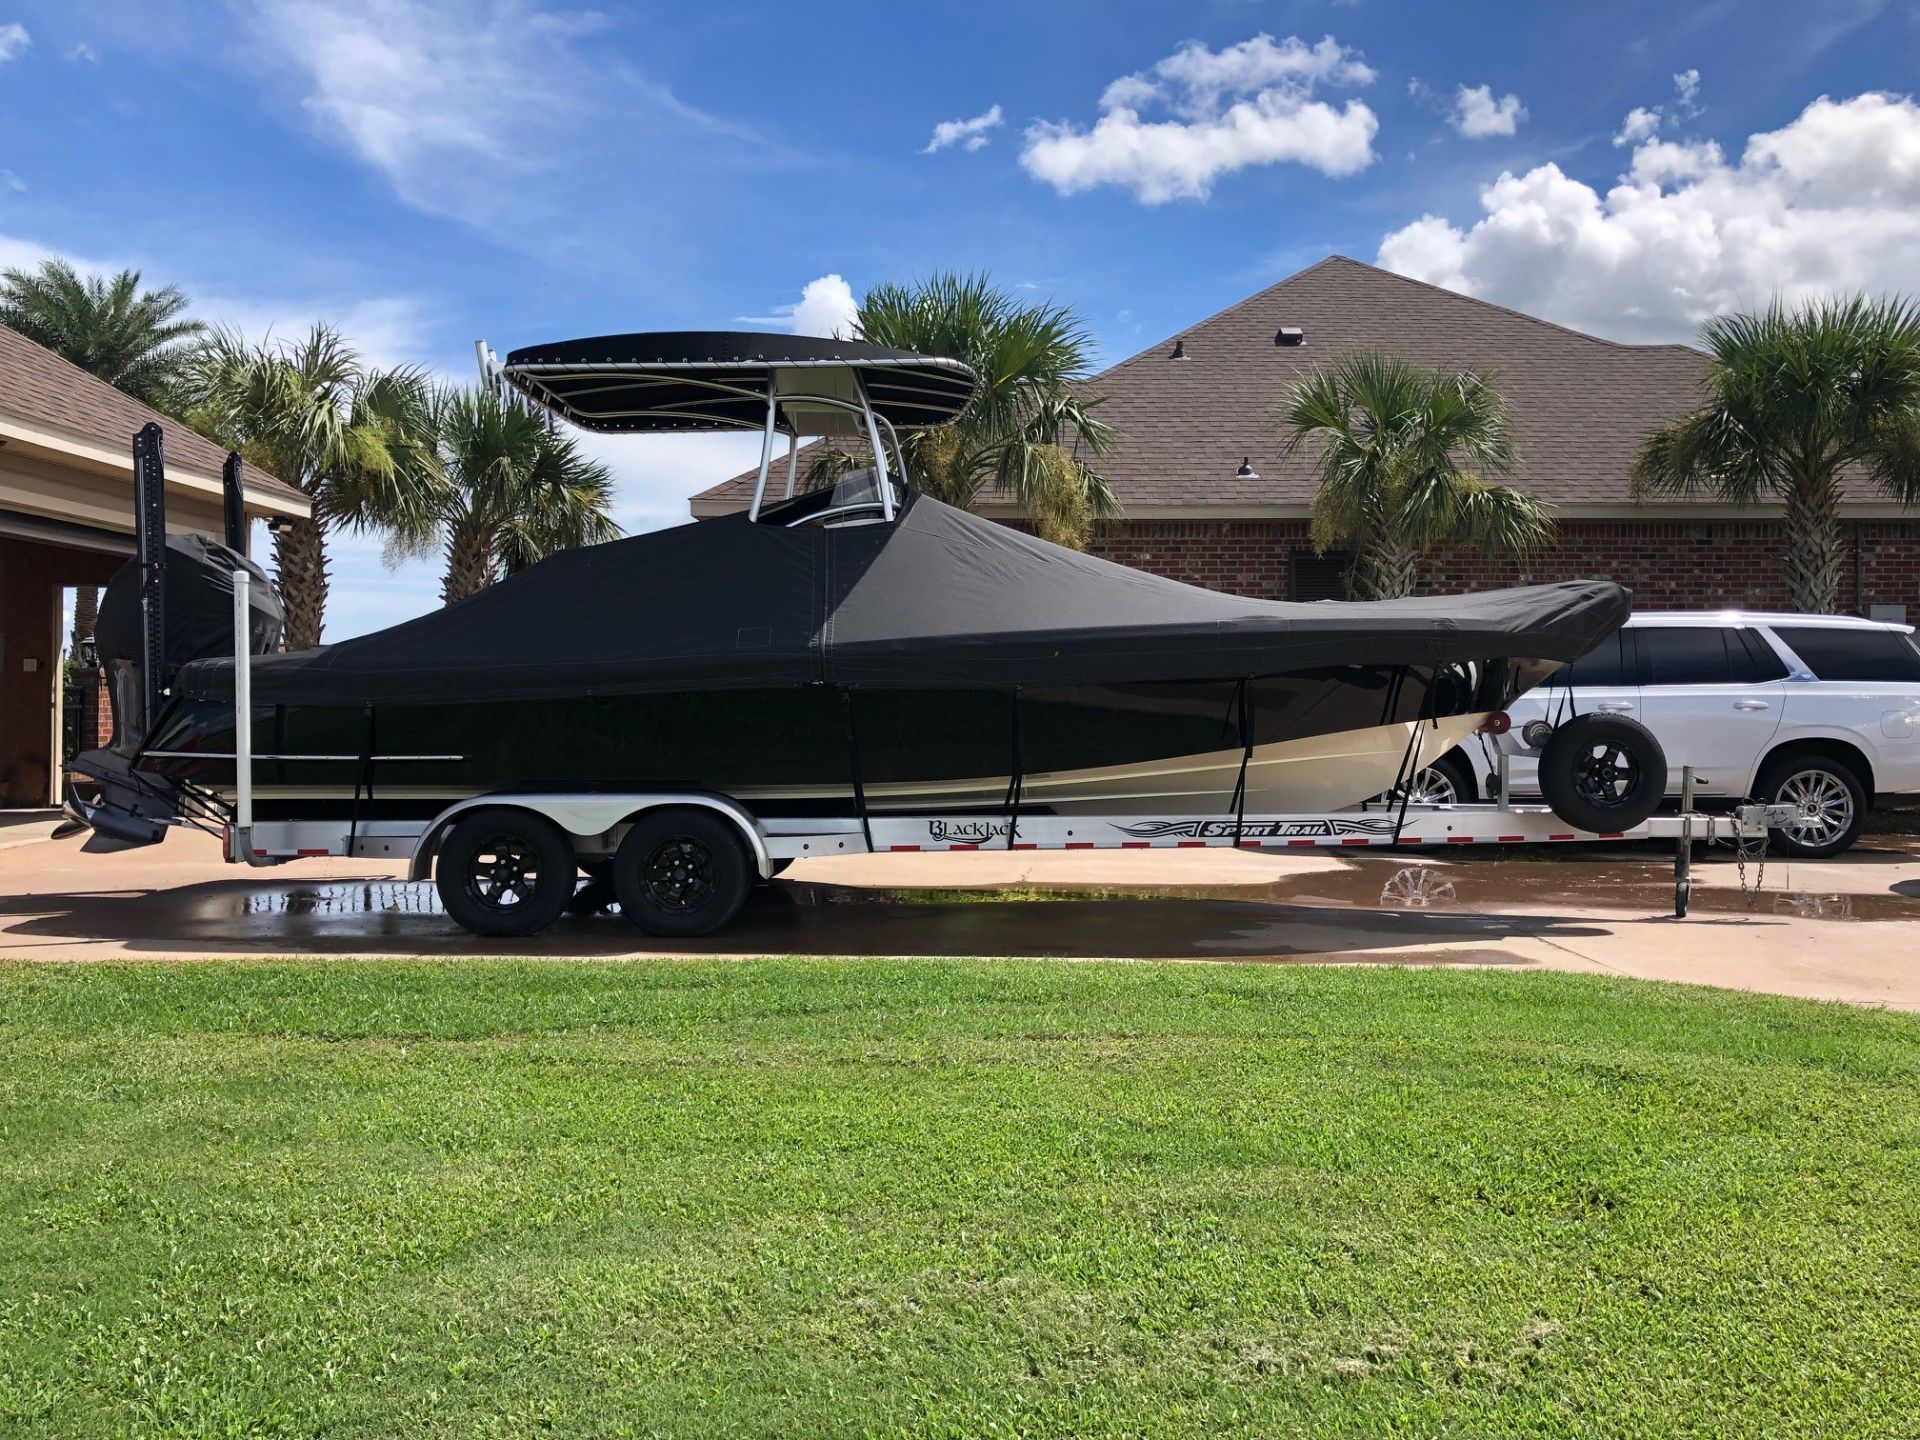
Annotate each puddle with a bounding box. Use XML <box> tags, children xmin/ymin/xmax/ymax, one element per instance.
<box><xmin>772</xmin><ymin>859</ymin><xmax>1920</xmax><ymax>923</ymax></box>
<box><xmin>193</xmin><ymin>853</ymin><xmax>1920</xmax><ymax>929</ymax></box>
<box><xmin>16</xmin><ymin>847</ymin><xmax>1893</xmax><ymax>962</ymax></box>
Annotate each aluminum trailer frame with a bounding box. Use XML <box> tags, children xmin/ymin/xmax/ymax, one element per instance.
<box><xmin>231</xmin><ymin>791</ymin><xmax>1779</xmax><ymax>874</ymax></box>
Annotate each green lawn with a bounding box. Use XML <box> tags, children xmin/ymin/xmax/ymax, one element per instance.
<box><xmin>2</xmin><ymin>959</ymin><xmax>1918</xmax><ymax>1438</ymax></box>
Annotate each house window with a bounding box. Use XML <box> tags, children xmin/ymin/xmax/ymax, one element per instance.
<box><xmin>1289</xmin><ymin>549</ymin><xmax>1351</xmax><ymax>602</ymax></box>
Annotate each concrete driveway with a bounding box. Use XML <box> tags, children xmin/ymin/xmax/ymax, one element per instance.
<box><xmin>3</xmin><ymin>826</ymin><xmax>1918</xmax><ymax>1009</ymax></box>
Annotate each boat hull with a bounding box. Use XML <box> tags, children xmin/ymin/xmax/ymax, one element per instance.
<box><xmin>132</xmin><ymin>664</ymin><xmax>1526</xmax><ymax>823</ymax></box>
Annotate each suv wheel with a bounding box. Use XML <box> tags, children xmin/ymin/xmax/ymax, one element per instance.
<box><xmin>1395</xmin><ymin>750</ymin><xmax>1476</xmax><ymax>806</ymax></box>
<box><xmin>1758</xmin><ymin>755</ymin><xmax>1866</xmax><ymax>859</ymax></box>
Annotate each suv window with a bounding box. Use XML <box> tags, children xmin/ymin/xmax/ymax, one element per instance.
<box><xmin>1773</xmin><ymin>626</ymin><xmax>1920</xmax><ymax>682</ymax></box>
<box><xmin>1639</xmin><ymin>626</ymin><xmax>1737</xmax><ymax>686</ymax></box>
<box><xmin>1544</xmin><ymin>631</ymin><xmax>1628</xmax><ymax>688</ymax></box>
<box><xmin>1733</xmin><ymin>628</ymin><xmax>1790</xmax><ymax>682</ymax></box>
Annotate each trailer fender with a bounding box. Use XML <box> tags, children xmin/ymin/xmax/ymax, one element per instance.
<box><xmin>408</xmin><ymin>793</ymin><xmax>770</xmax><ymax>882</ymax></box>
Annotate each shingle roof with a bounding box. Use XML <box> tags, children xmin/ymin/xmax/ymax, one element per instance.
<box><xmin>0</xmin><ymin>323</ymin><xmax>306</xmax><ymax>507</ymax></box>
<box><xmin>694</xmin><ymin>255</ymin><xmax>1710</xmax><ymax>515</ymax></box>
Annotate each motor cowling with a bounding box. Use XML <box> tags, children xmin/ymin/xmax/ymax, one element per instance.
<box><xmin>93</xmin><ymin>533</ymin><xmax>282</xmax><ymax>756</ymax></box>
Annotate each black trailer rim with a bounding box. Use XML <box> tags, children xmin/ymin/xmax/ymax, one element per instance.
<box><xmin>643</xmin><ymin>835</ymin><xmax>718</xmax><ymax>914</ymax></box>
<box><xmin>464</xmin><ymin>834</ymin><xmax>547</xmax><ymax>913</ymax></box>
<box><xmin>1572</xmin><ymin>742</ymin><xmax>1643</xmax><ymax>811</ymax></box>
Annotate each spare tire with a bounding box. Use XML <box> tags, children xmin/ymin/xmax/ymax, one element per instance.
<box><xmin>1538</xmin><ymin>712</ymin><xmax>1666</xmax><ymax>833</ymax></box>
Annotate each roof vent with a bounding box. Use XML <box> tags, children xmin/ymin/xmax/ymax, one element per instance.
<box><xmin>1170</xmin><ymin>338</ymin><xmax>1187</xmax><ymax>360</ymax></box>
<box><xmin>1236</xmin><ymin>456</ymin><xmax>1259</xmax><ymax>479</ymax></box>
<box><xmin>1275</xmin><ymin>327</ymin><xmax>1305</xmax><ymax>347</ymax></box>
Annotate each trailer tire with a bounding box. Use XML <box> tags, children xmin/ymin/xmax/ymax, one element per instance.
<box><xmin>436</xmin><ymin>807</ymin><xmax>578</xmax><ymax>937</ymax></box>
<box><xmin>1538</xmin><ymin>712</ymin><xmax>1665</xmax><ymax>834</ymax></box>
<box><xmin>613</xmin><ymin>807</ymin><xmax>752</xmax><ymax>938</ymax></box>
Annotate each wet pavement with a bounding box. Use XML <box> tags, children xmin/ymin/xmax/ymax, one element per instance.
<box><xmin>4</xmin><ymin>828</ymin><xmax>1920</xmax><ymax>1008</ymax></box>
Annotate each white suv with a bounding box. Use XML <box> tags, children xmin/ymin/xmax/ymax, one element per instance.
<box><xmin>1418</xmin><ymin>612</ymin><xmax>1920</xmax><ymax>857</ymax></box>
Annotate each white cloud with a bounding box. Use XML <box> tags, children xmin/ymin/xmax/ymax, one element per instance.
<box><xmin>1612</xmin><ymin>69</ymin><xmax>1703</xmax><ymax>147</ymax></box>
<box><xmin>1021</xmin><ymin>32</ymin><xmax>1378</xmax><ymax>202</ymax></box>
<box><xmin>923</xmin><ymin>104</ymin><xmax>1004</xmax><ymax>154</ymax></box>
<box><xmin>739</xmin><ymin>273</ymin><xmax>860</xmax><ymax>339</ymax></box>
<box><xmin>0</xmin><ymin>22</ymin><xmax>29</xmax><ymax>63</ymax></box>
<box><xmin>235</xmin><ymin>0</ymin><xmax>750</xmax><ymax>230</ymax></box>
<box><xmin>1147</xmin><ymin>33</ymin><xmax>1374</xmax><ymax>118</ymax></box>
<box><xmin>579</xmin><ymin>431</ymin><xmax>771</xmax><ymax>532</ymax></box>
<box><xmin>1377</xmin><ymin>92</ymin><xmax>1920</xmax><ymax>343</ymax></box>
<box><xmin>65</xmin><ymin>42</ymin><xmax>98</xmax><ymax>63</ymax></box>
<box><xmin>238</xmin><ymin>0</ymin><xmax>590</xmax><ymax>221</ymax></box>
<box><xmin>197</xmin><ymin>293</ymin><xmax>434</xmax><ymax>376</ymax></box>
<box><xmin>1613</xmin><ymin>106</ymin><xmax>1663</xmax><ymax>147</ymax></box>
<box><xmin>0</xmin><ymin>169</ymin><xmax>23</xmax><ymax>192</ymax></box>
<box><xmin>1450</xmin><ymin>84</ymin><xmax>1525</xmax><ymax>139</ymax></box>
<box><xmin>1673</xmin><ymin>68</ymin><xmax>1702</xmax><ymax>117</ymax></box>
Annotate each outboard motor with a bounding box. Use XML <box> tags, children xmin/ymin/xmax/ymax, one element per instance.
<box><xmin>67</xmin><ymin>535</ymin><xmax>282</xmax><ymax>847</ymax></box>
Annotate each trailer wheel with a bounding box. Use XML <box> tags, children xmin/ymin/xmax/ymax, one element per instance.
<box><xmin>436</xmin><ymin>807</ymin><xmax>577</xmax><ymax>937</ymax></box>
<box><xmin>613</xmin><ymin>808</ymin><xmax>752</xmax><ymax>938</ymax></box>
<box><xmin>1538</xmin><ymin>713</ymin><xmax>1665</xmax><ymax>833</ymax></box>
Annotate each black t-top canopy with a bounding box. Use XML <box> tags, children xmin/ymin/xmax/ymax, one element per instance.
<box><xmin>500</xmin><ymin>331</ymin><xmax>980</xmax><ymax>435</ymax></box>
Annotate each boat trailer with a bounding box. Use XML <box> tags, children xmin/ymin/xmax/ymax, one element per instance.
<box><xmin>214</xmin><ymin>561</ymin><xmax>1787</xmax><ymax>926</ymax></box>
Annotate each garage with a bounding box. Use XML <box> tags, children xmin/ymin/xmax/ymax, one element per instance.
<box><xmin>0</xmin><ymin>325</ymin><xmax>306</xmax><ymax>808</ymax></box>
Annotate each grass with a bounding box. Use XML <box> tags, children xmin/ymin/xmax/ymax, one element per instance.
<box><xmin>2</xmin><ymin>958</ymin><xmax>1918</xmax><ymax>1438</ymax></box>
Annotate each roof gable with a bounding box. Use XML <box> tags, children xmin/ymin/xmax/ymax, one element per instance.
<box><xmin>0</xmin><ymin>323</ymin><xmax>306</xmax><ymax>508</ymax></box>
<box><xmin>694</xmin><ymin>255</ymin><xmax>1709</xmax><ymax>514</ymax></box>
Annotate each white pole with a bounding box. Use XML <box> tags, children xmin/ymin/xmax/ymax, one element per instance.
<box><xmin>747</xmin><ymin>374</ymin><xmax>778</xmax><ymax>522</ymax></box>
<box><xmin>853</xmin><ymin>371</ymin><xmax>894</xmax><ymax>522</ymax></box>
<box><xmin>231</xmin><ymin>569</ymin><xmax>254</xmax><ymax>863</ymax></box>
<box><xmin>782</xmin><ymin>430</ymin><xmax>799</xmax><ymax>500</ymax></box>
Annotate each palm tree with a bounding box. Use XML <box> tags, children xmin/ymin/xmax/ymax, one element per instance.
<box><xmin>1281</xmin><ymin>352</ymin><xmax>1552</xmax><ymax>600</ymax></box>
<box><xmin>180</xmin><ymin>325</ymin><xmax>443</xmax><ymax>649</ymax></box>
<box><xmin>1633</xmin><ymin>296</ymin><xmax>1920</xmax><ymax>613</ymax></box>
<box><xmin>0</xmin><ymin>259</ymin><xmax>201</xmax><ymax>409</ymax></box>
<box><xmin>403</xmin><ymin>387</ymin><xmax>620</xmax><ymax>604</ymax></box>
<box><xmin>70</xmin><ymin>586</ymin><xmax>99</xmax><ymax>660</ymax></box>
<box><xmin>812</xmin><ymin>273</ymin><xmax>1116</xmax><ymax>548</ymax></box>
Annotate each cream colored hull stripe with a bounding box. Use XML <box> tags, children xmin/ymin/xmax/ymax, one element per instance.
<box><xmin>215</xmin><ymin>715</ymin><xmax>1485</xmax><ymax>816</ymax></box>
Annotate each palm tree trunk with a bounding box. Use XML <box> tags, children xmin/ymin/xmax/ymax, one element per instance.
<box><xmin>1350</xmin><ymin>538</ymin><xmax>1420</xmax><ymax>600</ymax></box>
<box><xmin>71</xmin><ymin>586</ymin><xmax>99</xmax><ymax>655</ymax></box>
<box><xmin>275</xmin><ymin>515</ymin><xmax>330</xmax><ymax>652</ymax></box>
<box><xmin>1783</xmin><ymin>473</ymin><xmax>1844</xmax><ymax>613</ymax></box>
<box><xmin>443</xmin><ymin>531</ymin><xmax>496</xmax><ymax>605</ymax></box>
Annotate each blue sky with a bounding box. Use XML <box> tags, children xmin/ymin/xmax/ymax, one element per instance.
<box><xmin>4</xmin><ymin>0</ymin><xmax>1919</xmax><ymax>637</ymax></box>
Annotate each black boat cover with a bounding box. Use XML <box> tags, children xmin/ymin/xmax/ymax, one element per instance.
<box><xmin>177</xmin><ymin>494</ymin><xmax>1629</xmax><ymax>707</ymax></box>
<box><xmin>98</xmin><ymin>533</ymin><xmax>283</xmax><ymax>681</ymax></box>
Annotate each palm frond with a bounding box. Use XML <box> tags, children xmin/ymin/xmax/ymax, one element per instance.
<box><xmin>0</xmin><ymin>257</ymin><xmax>202</xmax><ymax>408</ymax></box>
<box><xmin>1283</xmin><ymin>349</ymin><xmax>1546</xmax><ymax>577</ymax></box>
<box><xmin>851</xmin><ymin>271</ymin><xmax>1117</xmax><ymax>544</ymax></box>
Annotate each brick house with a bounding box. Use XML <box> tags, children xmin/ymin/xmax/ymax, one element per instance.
<box><xmin>0</xmin><ymin>327</ymin><xmax>308</xmax><ymax>807</ymax></box>
<box><xmin>692</xmin><ymin>255</ymin><xmax>1920</xmax><ymax>618</ymax></box>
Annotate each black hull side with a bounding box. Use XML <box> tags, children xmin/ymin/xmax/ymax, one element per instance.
<box><xmin>134</xmin><ymin>661</ymin><xmax>1543</xmax><ymax>824</ymax></box>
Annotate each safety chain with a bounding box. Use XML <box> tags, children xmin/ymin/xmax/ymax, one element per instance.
<box><xmin>1733</xmin><ymin>797</ymin><xmax>1767</xmax><ymax>910</ymax></box>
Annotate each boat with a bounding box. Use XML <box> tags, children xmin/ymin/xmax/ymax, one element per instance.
<box><xmin>67</xmin><ymin>331</ymin><xmax>1655</xmax><ymax>935</ymax></box>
